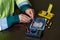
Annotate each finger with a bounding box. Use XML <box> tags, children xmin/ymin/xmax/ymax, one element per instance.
<box><xmin>30</xmin><ymin>10</ymin><xmax>34</xmax><ymax>20</ymax></box>
<box><xmin>19</xmin><ymin>14</ymin><xmax>31</xmax><ymax>23</ymax></box>
<box><xmin>22</xmin><ymin>15</ymin><xmax>31</xmax><ymax>22</ymax></box>
<box><xmin>22</xmin><ymin>18</ymin><xmax>30</xmax><ymax>23</ymax></box>
<box><xmin>21</xmin><ymin>14</ymin><xmax>31</xmax><ymax>20</ymax></box>
<box><xmin>26</xmin><ymin>9</ymin><xmax>34</xmax><ymax>20</ymax></box>
<box><xmin>24</xmin><ymin>15</ymin><xmax>31</xmax><ymax>19</ymax></box>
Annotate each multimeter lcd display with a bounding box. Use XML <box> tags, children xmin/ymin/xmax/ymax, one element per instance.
<box><xmin>33</xmin><ymin>22</ymin><xmax>43</xmax><ymax>28</ymax></box>
<box><xmin>30</xmin><ymin>18</ymin><xmax>47</xmax><ymax>30</ymax></box>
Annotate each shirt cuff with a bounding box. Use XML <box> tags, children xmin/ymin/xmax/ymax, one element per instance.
<box><xmin>20</xmin><ymin>4</ymin><xmax>31</xmax><ymax>13</ymax></box>
<box><xmin>7</xmin><ymin>15</ymin><xmax>19</xmax><ymax>27</ymax></box>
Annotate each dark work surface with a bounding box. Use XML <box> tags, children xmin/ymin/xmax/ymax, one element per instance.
<box><xmin>0</xmin><ymin>0</ymin><xmax>60</xmax><ymax>40</ymax></box>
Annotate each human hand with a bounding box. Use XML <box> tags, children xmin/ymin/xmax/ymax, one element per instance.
<box><xmin>19</xmin><ymin>14</ymin><xmax>31</xmax><ymax>23</ymax></box>
<box><xmin>25</xmin><ymin>8</ymin><xmax>34</xmax><ymax>20</ymax></box>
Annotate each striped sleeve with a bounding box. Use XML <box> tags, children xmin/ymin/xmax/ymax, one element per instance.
<box><xmin>0</xmin><ymin>15</ymin><xmax>19</xmax><ymax>31</ymax></box>
<box><xmin>15</xmin><ymin>0</ymin><xmax>32</xmax><ymax>13</ymax></box>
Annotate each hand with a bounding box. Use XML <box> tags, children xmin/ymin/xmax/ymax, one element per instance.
<box><xmin>25</xmin><ymin>8</ymin><xmax>34</xmax><ymax>20</ymax></box>
<box><xmin>19</xmin><ymin>14</ymin><xmax>31</xmax><ymax>23</ymax></box>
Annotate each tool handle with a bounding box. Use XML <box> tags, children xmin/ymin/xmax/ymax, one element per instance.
<box><xmin>47</xmin><ymin>4</ymin><xmax>53</xmax><ymax>13</ymax></box>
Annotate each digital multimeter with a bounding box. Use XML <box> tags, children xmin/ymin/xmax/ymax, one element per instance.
<box><xmin>26</xmin><ymin>18</ymin><xmax>47</xmax><ymax>38</ymax></box>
